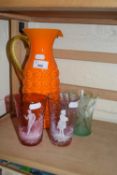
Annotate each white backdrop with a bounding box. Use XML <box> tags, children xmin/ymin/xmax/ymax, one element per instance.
<box><xmin>0</xmin><ymin>20</ymin><xmax>9</xmax><ymax>116</ymax></box>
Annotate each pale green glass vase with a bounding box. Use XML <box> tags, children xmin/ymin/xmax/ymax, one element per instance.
<box><xmin>74</xmin><ymin>91</ymin><xmax>97</xmax><ymax>136</ymax></box>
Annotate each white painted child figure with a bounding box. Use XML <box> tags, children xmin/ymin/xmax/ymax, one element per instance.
<box><xmin>24</xmin><ymin>102</ymin><xmax>41</xmax><ymax>136</ymax></box>
<box><xmin>24</xmin><ymin>109</ymin><xmax>36</xmax><ymax>136</ymax></box>
<box><xmin>57</xmin><ymin>109</ymin><xmax>68</xmax><ymax>138</ymax></box>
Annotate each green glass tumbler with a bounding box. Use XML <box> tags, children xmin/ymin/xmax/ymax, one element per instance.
<box><xmin>74</xmin><ymin>91</ymin><xmax>97</xmax><ymax>136</ymax></box>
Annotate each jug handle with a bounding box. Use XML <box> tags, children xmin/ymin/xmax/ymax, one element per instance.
<box><xmin>7</xmin><ymin>35</ymin><xmax>29</xmax><ymax>82</ymax></box>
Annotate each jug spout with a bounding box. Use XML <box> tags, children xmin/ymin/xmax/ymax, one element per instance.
<box><xmin>23</xmin><ymin>28</ymin><xmax>63</xmax><ymax>57</ymax></box>
<box><xmin>24</xmin><ymin>28</ymin><xmax>63</xmax><ymax>39</ymax></box>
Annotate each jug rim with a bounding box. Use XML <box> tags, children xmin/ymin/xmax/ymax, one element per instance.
<box><xmin>23</xmin><ymin>28</ymin><xmax>62</xmax><ymax>31</ymax></box>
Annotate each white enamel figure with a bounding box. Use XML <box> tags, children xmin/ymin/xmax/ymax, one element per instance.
<box><xmin>57</xmin><ymin>109</ymin><xmax>68</xmax><ymax>138</ymax></box>
<box><xmin>24</xmin><ymin>102</ymin><xmax>41</xmax><ymax>136</ymax></box>
<box><xmin>24</xmin><ymin>109</ymin><xmax>36</xmax><ymax>136</ymax></box>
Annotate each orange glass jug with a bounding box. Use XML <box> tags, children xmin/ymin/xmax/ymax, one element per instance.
<box><xmin>7</xmin><ymin>28</ymin><xmax>63</xmax><ymax>128</ymax></box>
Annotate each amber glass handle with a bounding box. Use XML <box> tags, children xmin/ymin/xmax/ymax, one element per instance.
<box><xmin>7</xmin><ymin>35</ymin><xmax>29</xmax><ymax>81</ymax></box>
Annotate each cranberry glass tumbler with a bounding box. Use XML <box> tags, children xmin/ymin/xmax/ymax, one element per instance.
<box><xmin>49</xmin><ymin>92</ymin><xmax>78</xmax><ymax>146</ymax></box>
<box><xmin>13</xmin><ymin>93</ymin><xmax>47</xmax><ymax>146</ymax></box>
